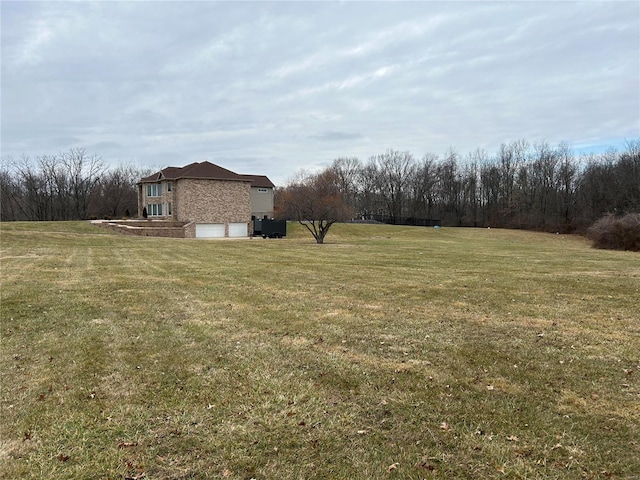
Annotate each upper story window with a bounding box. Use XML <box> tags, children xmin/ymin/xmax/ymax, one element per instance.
<box><xmin>258</xmin><ymin>188</ymin><xmax>268</xmax><ymax>193</ymax></box>
<box><xmin>167</xmin><ymin>181</ymin><xmax>172</xmax><ymax>192</ymax></box>
<box><xmin>147</xmin><ymin>183</ymin><xmax>162</xmax><ymax>197</ymax></box>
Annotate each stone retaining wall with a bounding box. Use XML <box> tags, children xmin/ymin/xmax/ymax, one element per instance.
<box><xmin>91</xmin><ymin>220</ymin><xmax>190</xmax><ymax>238</ymax></box>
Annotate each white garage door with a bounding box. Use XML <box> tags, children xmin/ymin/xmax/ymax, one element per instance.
<box><xmin>228</xmin><ymin>222</ymin><xmax>248</xmax><ymax>238</ymax></box>
<box><xmin>195</xmin><ymin>223</ymin><xmax>225</xmax><ymax>238</ymax></box>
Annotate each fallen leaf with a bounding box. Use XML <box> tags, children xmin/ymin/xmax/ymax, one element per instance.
<box><xmin>222</xmin><ymin>468</ymin><xmax>233</xmax><ymax>477</ymax></box>
<box><xmin>57</xmin><ymin>453</ymin><xmax>70</xmax><ymax>462</ymax></box>
<box><xmin>507</xmin><ymin>435</ymin><xmax>519</xmax><ymax>442</ymax></box>
<box><xmin>118</xmin><ymin>442</ymin><xmax>138</xmax><ymax>448</ymax></box>
<box><xmin>388</xmin><ymin>462</ymin><xmax>399</xmax><ymax>472</ymax></box>
<box><xmin>439</xmin><ymin>422</ymin><xmax>450</xmax><ymax>431</ymax></box>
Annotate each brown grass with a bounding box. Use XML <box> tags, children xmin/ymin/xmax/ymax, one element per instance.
<box><xmin>1</xmin><ymin>221</ymin><xmax>639</xmax><ymax>479</ymax></box>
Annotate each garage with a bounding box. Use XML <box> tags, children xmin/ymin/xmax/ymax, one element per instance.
<box><xmin>228</xmin><ymin>222</ymin><xmax>248</xmax><ymax>238</ymax></box>
<box><xmin>195</xmin><ymin>223</ymin><xmax>225</xmax><ymax>238</ymax></box>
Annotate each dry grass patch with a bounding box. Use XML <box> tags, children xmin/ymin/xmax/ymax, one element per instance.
<box><xmin>1</xmin><ymin>221</ymin><xmax>639</xmax><ymax>479</ymax></box>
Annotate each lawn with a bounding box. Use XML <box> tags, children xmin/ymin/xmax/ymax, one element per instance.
<box><xmin>1</xmin><ymin>221</ymin><xmax>638</xmax><ymax>479</ymax></box>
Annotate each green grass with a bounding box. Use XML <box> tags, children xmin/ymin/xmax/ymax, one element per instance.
<box><xmin>1</xmin><ymin>221</ymin><xmax>638</xmax><ymax>479</ymax></box>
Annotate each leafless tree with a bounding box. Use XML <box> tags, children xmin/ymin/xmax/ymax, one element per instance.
<box><xmin>615</xmin><ymin>139</ymin><xmax>640</xmax><ymax>213</ymax></box>
<box><xmin>277</xmin><ymin>169</ymin><xmax>353</xmax><ymax>244</ymax></box>
<box><xmin>3</xmin><ymin>149</ymin><xmax>104</xmax><ymax>221</ymax></box>
<box><xmin>356</xmin><ymin>162</ymin><xmax>384</xmax><ymax>219</ymax></box>
<box><xmin>436</xmin><ymin>149</ymin><xmax>464</xmax><ymax>225</ymax></box>
<box><xmin>92</xmin><ymin>164</ymin><xmax>146</xmax><ymax>218</ymax></box>
<box><xmin>60</xmin><ymin>148</ymin><xmax>105</xmax><ymax>219</ymax></box>
<box><xmin>409</xmin><ymin>153</ymin><xmax>439</xmax><ymax>221</ymax></box>
<box><xmin>372</xmin><ymin>149</ymin><xmax>416</xmax><ymax>223</ymax></box>
<box><xmin>330</xmin><ymin>157</ymin><xmax>362</xmax><ymax>209</ymax></box>
<box><xmin>0</xmin><ymin>164</ymin><xmax>24</xmax><ymax>221</ymax></box>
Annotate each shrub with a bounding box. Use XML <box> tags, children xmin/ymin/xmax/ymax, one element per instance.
<box><xmin>587</xmin><ymin>213</ymin><xmax>640</xmax><ymax>251</ymax></box>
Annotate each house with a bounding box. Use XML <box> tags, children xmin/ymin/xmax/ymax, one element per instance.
<box><xmin>137</xmin><ymin>161</ymin><xmax>275</xmax><ymax>238</ymax></box>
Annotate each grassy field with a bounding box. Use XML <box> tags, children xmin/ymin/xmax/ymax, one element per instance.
<box><xmin>1</xmin><ymin>221</ymin><xmax>638</xmax><ymax>479</ymax></box>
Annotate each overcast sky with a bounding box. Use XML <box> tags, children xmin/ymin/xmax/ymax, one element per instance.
<box><xmin>2</xmin><ymin>1</ymin><xmax>639</xmax><ymax>185</ymax></box>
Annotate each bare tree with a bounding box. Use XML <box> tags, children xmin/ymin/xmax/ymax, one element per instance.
<box><xmin>330</xmin><ymin>157</ymin><xmax>362</xmax><ymax>212</ymax></box>
<box><xmin>356</xmin><ymin>162</ymin><xmax>383</xmax><ymax>220</ymax></box>
<box><xmin>409</xmin><ymin>153</ymin><xmax>438</xmax><ymax>221</ymax></box>
<box><xmin>0</xmin><ymin>164</ymin><xmax>24</xmax><ymax>221</ymax></box>
<box><xmin>60</xmin><ymin>148</ymin><xmax>105</xmax><ymax>219</ymax></box>
<box><xmin>372</xmin><ymin>149</ymin><xmax>416</xmax><ymax>222</ymax></box>
<box><xmin>556</xmin><ymin>142</ymin><xmax>578</xmax><ymax>231</ymax></box>
<box><xmin>529</xmin><ymin>141</ymin><xmax>560</xmax><ymax>229</ymax></box>
<box><xmin>91</xmin><ymin>164</ymin><xmax>144</xmax><ymax>218</ymax></box>
<box><xmin>461</xmin><ymin>155</ymin><xmax>481</xmax><ymax>227</ymax></box>
<box><xmin>10</xmin><ymin>155</ymin><xmax>53</xmax><ymax>221</ymax></box>
<box><xmin>615</xmin><ymin>140</ymin><xmax>640</xmax><ymax>213</ymax></box>
<box><xmin>277</xmin><ymin>169</ymin><xmax>353</xmax><ymax>244</ymax></box>
<box><xmin>3</xmin><ymin>149</ymin><xmax>104</xmax><ymax>221</ymax></box>
<box><xmin>436</xmin><ymin>149</ymin><xmax>463</xmax><ymax>225</ymax></box>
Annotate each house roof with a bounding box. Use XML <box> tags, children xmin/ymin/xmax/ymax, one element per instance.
<box><xmin>239</xmin><ymin>175</ymin><xmax>276</xmax><ymax>189</ymax></box>
<box><xmin>139</xmin><ymin>161</ymin><xmax>273</xmax><ymax>186</ymax></box>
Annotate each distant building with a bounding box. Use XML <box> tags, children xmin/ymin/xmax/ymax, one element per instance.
<box><xmin>137</xmin><ymin>161</ymin><xmax>275</xmax><ymax>238</ymax></box>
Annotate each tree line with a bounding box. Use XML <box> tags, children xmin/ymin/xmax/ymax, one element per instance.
<box><xmin>1</xmin><ymin>148</ymin><xmax>148</xmax><ymax>221</ymax></box>
<box><xmin>278</xmin><ymin>139</ymin><xmax>640</xmax><ymax>234</ymax></box>
<box><xmin>2</xmin><ymin>139</ymin><xmax>638</xmax><ymax>234</ymax></box>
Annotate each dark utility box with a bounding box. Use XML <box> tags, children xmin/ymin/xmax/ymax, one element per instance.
<box><xmin>253</xmin><ymin>218</ymin><xmax>287</xmax><ymax>238</ymax></box>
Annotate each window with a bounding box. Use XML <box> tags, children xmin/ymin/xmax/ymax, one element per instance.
<box><xmin>167</xmin><ymin>202</ymin><xmax>172</xmax><ymax>215</ymax></box>
<box><xmin>258</xmin><ymin>188</ymin><xmax>268</xmax><ymax>193</ymax></box>
<box><xmin>146</xmin><ymin>183</ymin><xmax>162</xmax><ymax>197</ymax></box>
<box><xmin>167</xmin><ymin>181</ymin><xmax>172</xmax><ymax>192</ymax></box>
<box><xmin>147</xmin><ymin>204</ymin><xmax>163</xmax><ymax>216</ymax></box>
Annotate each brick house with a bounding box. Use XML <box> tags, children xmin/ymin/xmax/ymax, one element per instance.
<box><xmin>137</xmin><ymin>161</ymin><xmax>275</xmax><ymax>238</ymax></box>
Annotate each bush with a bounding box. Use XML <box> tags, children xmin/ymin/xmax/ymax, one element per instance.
<box><xmin>587</xmin><ymin>213</ymin><xmax>640</xmax><ymax>251</ymax></box>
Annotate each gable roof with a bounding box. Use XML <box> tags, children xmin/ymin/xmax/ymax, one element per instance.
<box><xmin>140</xmin><ymin>161</ymin><xmax>251</xmax><ymax>183</ymax></box>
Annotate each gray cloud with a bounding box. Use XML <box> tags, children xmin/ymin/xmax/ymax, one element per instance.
<box><xmin>2</xmin><ymin>1</ymin><xmax>638</xmax><ymax>186</ymax></box>
<box><xmin>310</xmin><ymin>131</ymin><xmax>364</xmax><ymax>142</ymax></box>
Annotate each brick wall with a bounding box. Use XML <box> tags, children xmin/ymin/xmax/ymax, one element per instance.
<box><xmin>175</xmin><ymin>179</ymin><xmax>251</xmax><ymax>224</ymax></box>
